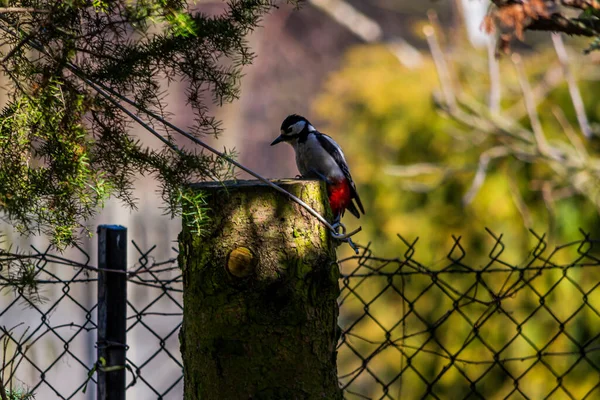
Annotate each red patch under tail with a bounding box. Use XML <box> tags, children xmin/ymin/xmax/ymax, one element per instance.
<box><xmin>327</xmin><ymin>179</ymin><xmax>352</xmax><ymax>218</ymax></box>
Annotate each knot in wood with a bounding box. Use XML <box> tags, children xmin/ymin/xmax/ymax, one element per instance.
<box><xmin>226</xmin><ymin>247</ymin><xmax>256</xmax><ymax>278</ymax></box>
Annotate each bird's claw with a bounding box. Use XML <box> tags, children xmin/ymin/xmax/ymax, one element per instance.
<box><xmin>330</xmin><ymin>221</ymin><xmax>360</xmax><ymax>254</ymax></box>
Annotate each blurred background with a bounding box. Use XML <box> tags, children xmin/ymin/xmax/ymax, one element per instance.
<box><xmin>3</xmin><ymin>0</ymin><xmax>600</xmax><ymax>399</ymax></box>
<box><xmin>217</xmin><ymin>0</ymin><xmax>600</xmax><ymax>261</ymax></box>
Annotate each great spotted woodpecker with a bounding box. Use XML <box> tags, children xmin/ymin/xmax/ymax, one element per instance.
<box><xmin>271</xmin><ymin>114</ymin><xmax>365</xmax><ymax>220</ymax></box>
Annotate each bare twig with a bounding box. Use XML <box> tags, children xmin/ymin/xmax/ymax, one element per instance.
<box><xmin>384</xmin><ymin>163</ymin><xmax>449</xmax><ymax>177</ymax></box>
<box><xmin>456</xmin><ymin>93</ymin><xmax>535</xmax><ymax>145</ymax></box>
<box><xmin>512</xmin><ymin>54</ymin><xmax>552</xmax><ymax>156</ymax></box>
<box><xmin>424</xmin><ymin>25</ymin><xmax>457</xmax><ymax>112</ymax></box>
<box><xmin>422</xmin><ymin>26</ymin><xmax>600</xmax><ymax>214</ymax></box>
<box><xmin>309</xmin><ymin>0</ymin><xmax>382</xmax><ymax>42</ymax></box>
<box><xmin>0</xmin><ymin>8</ymin><xmax>49</xmax><ymax>14</ymax></box>
<box><xmin>551</xmin><ymin>106</ymin><xmax>589</xmax><ymax>160</ymax></box>
<box><xmin>487</xmin><ymin>36</ymin><xmax>501</xmax><ymax>114</ymax></box>
<box><xmin>463</xmin><ymin>147</ymin><xmax>511</xmax><ymax>205</ymax></box>
<box><xmin>505</xmin><ymin>65</ymin><xmax>563</xmax><ymax>120</ymax></box>
<box><xmin>385</xmin><ymin>163</ymin><xmax>460</xmax><ymax>193</ymax></box>
<box><xmin>551</xmin><ymin>33</ymin><xmax>592</xmax><ymax>139</ymax></box>
<box><xmin>385</xmin><ymin>37</ymin><xmax>423</xmax><ymax>69</ymax></box>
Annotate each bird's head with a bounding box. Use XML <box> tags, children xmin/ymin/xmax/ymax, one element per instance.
<box><xmin>270</xmin><ymin>114</ymin><xmax>314</xmax><ymax>146</ymax></box>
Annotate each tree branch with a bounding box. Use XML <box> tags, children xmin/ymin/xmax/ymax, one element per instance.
<box><xmin>512</xmin><ymin>54</ymin><xmax>552</xmax><ymax>157</ymax></box>
<box><xmin>487</xmin><ymin>36</ymin><xmax>501</xmax><ymax>114</ymax></box>
<box><xmin>424</xmin><ymin>25</ymin><xmax>457</xmax><ymax>112</ymax></box>
<box><xmin>0</xmin><ymin>378</ymin><xmax>7</xmax><ymax>400</ymax></box>
<box><xmin>0</xmin><ymin>7</ymin><xmax>49</xmax><ymax>14</ymax></box>
<box><xmin>526</xmin><ymin>13</ymin><xmax>595</xmax><ymax>37</ymax></box>
<box><xmin>551</xmin><ymin>33</ymin><xmax>592</xmax><ymax>139</ymax></box>
<box><xmin>463</xmin><ymin>147</ymin><xmax>511</xmax><ymax>205</ymax></box>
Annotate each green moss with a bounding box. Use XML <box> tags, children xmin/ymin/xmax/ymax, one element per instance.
<box><xmin>292</xmin><ymin>255</ymin><xmax>312</xmax><ymax>281</ymax></box>
<box><xmin>292</xmin><ymin>227</ymin><xmax>315</xmax><ymax>258</ymax></box>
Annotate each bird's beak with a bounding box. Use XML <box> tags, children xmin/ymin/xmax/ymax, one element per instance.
<box><xmin>270</xmin><ymin>135</ymin><xmax>285</xmax><ymax>146</ymax></box>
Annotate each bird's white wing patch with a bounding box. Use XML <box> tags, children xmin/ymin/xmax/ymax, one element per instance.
<box><xmin>319</xmin><ymin>134</ymin><xmax>348</xmax><ymax>164</ymax></box>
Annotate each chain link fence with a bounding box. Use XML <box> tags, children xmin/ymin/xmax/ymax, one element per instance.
<box><xmin>0</xmin><ymin>237</ymin><xmax>184</xmax><ymax>400</ymax></box>
<box><xmin>2</xmin><ymin>228</ymin><xmax>600</xmax><ymax>399</ymax></box>
<box><xmin>338</xmin><ymin>230</ymin><xmax>600</xmax><ymax>399</ymax></box>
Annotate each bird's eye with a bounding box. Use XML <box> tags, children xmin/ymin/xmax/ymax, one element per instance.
<box><xmin>286</xmin><ymin>127</ymin><xmax>293</xmax><ymax>134</ymax></box>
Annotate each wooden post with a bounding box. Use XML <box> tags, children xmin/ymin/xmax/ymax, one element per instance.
<box><xmin>179</xmin><ymin>179</ymin><xmax>342</xmax><ymax>400</ymax></box>
<box><xmin>97</xmin><ymin>225</ymin><xmax>127</xmax><ymax>400</ymax></box>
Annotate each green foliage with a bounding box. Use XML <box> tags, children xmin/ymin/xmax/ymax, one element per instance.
<box><xmin>584</xmin><ymin>36</ymin><xmax>600</xmax><ymax>54</ymax></box>
<box><xmin>0</xmin><ymin>77</ymin><xmax>107</xmax><ymax>247</ymax></box>
<box><xmin>4</xmin><ymin>388</ymin><xmax>35</xmax><ymax>400</ymax></box>
<box><xmin>0</xmin><ymin>0</ymin><xmax>290</xmax><ymax>246</ymax></box>
<box><xmin>178</xmin><ymin>188</ymin><xmax>209</xmax><ymax>236</ymax></box>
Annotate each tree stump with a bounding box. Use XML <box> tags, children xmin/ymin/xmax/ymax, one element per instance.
<box><xmin>179</xmin><ymin>179</ymin><xmax>342</xmax><ymax>400</ymax></box>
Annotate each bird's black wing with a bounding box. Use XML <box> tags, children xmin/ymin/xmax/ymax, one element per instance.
<box><xmin>315</xmin><ymin>133</ymin><xmax>365</xmax><ymax>215</ymax></box>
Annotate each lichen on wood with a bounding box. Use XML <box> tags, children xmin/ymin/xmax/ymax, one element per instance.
<box><xmin>179</xmin><ymin>179</ymin><xmax>342</xmax><ymax>400</ymax></box>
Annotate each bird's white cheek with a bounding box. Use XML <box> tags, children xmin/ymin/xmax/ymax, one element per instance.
<box><xmin>291</xmin><ymin>121</ymin><xmax>307</xmax><ymax>134</ymax></box>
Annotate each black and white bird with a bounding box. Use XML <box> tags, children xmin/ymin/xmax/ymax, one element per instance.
<box><xmin>271</xmin><ymin>114</ymin><xmax>365</xmax><ymax>220</ymax></box>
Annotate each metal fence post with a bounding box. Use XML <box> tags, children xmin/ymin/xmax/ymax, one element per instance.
<box><xmin>97</xmin><ymin>225</ymin><xmax>127</xmax><ymax>400</ymax></box>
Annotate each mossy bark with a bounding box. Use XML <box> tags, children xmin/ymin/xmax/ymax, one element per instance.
<box><xmin>179</xmin><ymin>179</ymin><xmax>342</xmax><ymax>400</ymax></box>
